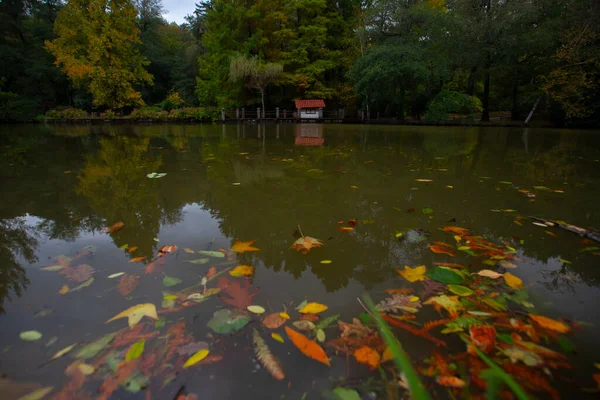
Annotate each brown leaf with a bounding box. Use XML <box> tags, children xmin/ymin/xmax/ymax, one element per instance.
<box><xmin>103</xmin><ymin>221</ymin><xmax>124</xmax><ymax>233</ymax></box>
<box><xmin>262</xmin><ymin>313</ymin><xmax>287</xmax><ymax>329</ymax></box>
<box><xmin>118</xmin><ymin>274</ymin><xmax>140</xmax><ymax>296</ymax></box>
<box><xmin>217</xmin><ymin>277</ymin><xmax>256</xmax><ymax>310</ymax></box>
<box><xmin>290</xmin><ymin>236</ymin><xmax>323</xmax><ymax>255</ymax></box>
<box><xmin>206</xmin><ymin>267</ymin><xmax>217</xmax><ymax>279</ymax></box>
<box><xmin>61</xmin><ymin>264</ymin><xmax>95</xmax><ymax>283</ymax></box>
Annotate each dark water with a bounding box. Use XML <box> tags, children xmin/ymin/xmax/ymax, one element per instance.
<box><xmin>1</xmin><ymin>123</ymin><xmax>600</xmax><ymax>399</ymax></box>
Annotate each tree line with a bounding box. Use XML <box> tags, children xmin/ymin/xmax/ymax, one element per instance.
<box><xmin>1</xmin><ymin>0</ymin><xmax>598</xmax><ymax>125</ymax></box>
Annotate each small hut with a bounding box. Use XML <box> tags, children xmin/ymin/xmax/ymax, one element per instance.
<box><xmin>295</xmin><ymin>99</ymin><xmax>325</xmax><ymax>119</ymax></box>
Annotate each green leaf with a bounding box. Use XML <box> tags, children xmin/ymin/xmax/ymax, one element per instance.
<box><xmin>333</xmin><ymin>387</ymin><xmax>361</xmax><ymax>400</ymax></box>
<box><xmin>207</xmin><ymin>309</ymin><xmax>250</xmax><ymax>334</ymax></box>
<box><xmin>316</xmin><ymin>314</ymin><xmax>341</xmax><ymax>330</ymax></box>
<box><xmin>186</xmin><ymin>258</ymin><xmax>210</xmax><ymax>264</ymax></box>
<box><xmin>70</xmin><ymin>277</ymin><xmax>94</xmax><ymax>292</ymax></box>
<box><xmin>425</xmin><ymin>267</ymin><xmax>464</xmax><ymax>284</ymax></box>
<box><xmin>557</xmin><ymin>336</ymin><xmax>576</xmax><ymax>353</ymax></box>
<box><xmin>359</xmin><ymin>312</ymin><xmax>372</xmax><ymax>325</ymax></box>
<box><xmin>533</xmin><ymin>186</ymin><xmax>552</xmax><ymax>191</ymax></box>
<box><xmin>154</xmin><ymin>319</ymin><xmax>166</xmax><ymax>329</ymax></box>
<box><xmin>447</xmin><ymin>284</ymin><xmax>474</xmax><ymax>296</ymax></box>
<box><xmin>162</xmin><ymin>275</ymin><xmax>182</xmax><ymax>287</ymax></box>
<box><xmin>196</xmin><ymin>250</ymin><xmax>225</xmax><ymax>258</ymax></box>
<box><xmin>75</xmin><ymin>332</ymin><xmax>116</xmax><ymax>359</ymax></box>
<box><xmin>295</xmin><ymin>299</ymin><xmax>308</xmax><ymax>311</ymax></box>
<box><xmin>40</xmin><ymin>265</ymin><xmax>65</xmax><ymax>271</ymax></box>
<box><xmin>316</xmin><ymin>329</ymin><xmax>326</xmax><ymax>342</ymax></box>
<box><xmin>497</xmin><ymin>333</ymin><xmax>514</xmax><ymax>344</ymax></box>
<box><xmin>125</xmin><ymin>340</ymin><xmax>145</xmax><ymax>361</ymax></box>
<box><xmin>19</xmin><ymin>331</ymin><xmax>42</xmax><ymax>341</ymax></box>
<box><xmin>422</xmin><ymin>207</ymin><xmax>434</xmax><ymax>214</ymax></box>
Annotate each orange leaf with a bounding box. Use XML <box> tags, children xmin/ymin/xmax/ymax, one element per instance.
<box><xmin>206</xmin><ymin>267</ymin><xmax>217</xmax><ymax>279</ymax></box>
<box><xmin>284</xmin><ymin>326</ymin><xmax>330</xmax><ymax>366</ymax></box>
<box><xmin>104</xmin><ymin>221</ymin><xmax>124</xmax><ymax>233</ymax></box>
<box><xmin>436</xmin><ymin>376</ymin><xmax>466</xmax><ymax>388</ymax></box>
<box><xmin>232</xmin><ymin>240</ymin><xmax>260</xmax><ymax>253</ymax></box>
<box><xmin>129</xmin><ymin>256</ymin><xmax>146</xmax><ymax>263</ymax></box>
<box><xmin>433</xmin><ymin>262</ymin><xmax>467</xmax><ymax>269</ymax></box>
<box><xmin>429</xmin><ymin>245</ymin><xmax>456</xmax><ymax>257</ymax></box>
<box><xmin>262</xmin><ymin>313</ymin><xmax>287</xmax><ymax>329</ymax></box>
<box><xmin>59</xmin><ymin>284</ymin><xmax>70</xmax><ymax>295</ymax></box>
<box><xmin>338</xmin><ymin>227</ymin><xmax>354</xmax><ymax>232</ymax></box>
<box><xmin>354</xmin><ymin>346</ymin><xmax>380</xmax><ymax>369</ymax></box>
<box><xmin>127</xmin><ymin>246</ymin><xmax>138</xmax><ymax>253</ymax></box>
<box><xmin>159</xmin><ymin>245</ymin><xmax>177</xmax><ymax>256</ymax></box>
<box><xmin>529</xmin><ymin>314</ymin><xmax>570</xmax><ymax>333</ymax></box>
<box><xmin>290</xmin><ymin>236</ymin><xmax>323</xmax><ymax>255</ymax></box>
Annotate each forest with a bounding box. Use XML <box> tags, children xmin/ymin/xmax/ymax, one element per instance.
<box><xmin>0</xmin><ymin>0</ymin><xmax>599</xmax><ymax>125</ymax></box>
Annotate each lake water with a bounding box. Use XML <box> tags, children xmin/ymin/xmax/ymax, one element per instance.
<box><xmin>1</xmin><ymin>123</ymin><xmax>600</xmax><ymax>399</ymax></box>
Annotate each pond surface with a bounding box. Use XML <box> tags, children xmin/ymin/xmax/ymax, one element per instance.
<box><xmin>1</xmin><ymin>123</ymin><xmax>600</xmax><ymax>399</ymax></box>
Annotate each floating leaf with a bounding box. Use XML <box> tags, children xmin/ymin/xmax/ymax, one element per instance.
<box><xmin>162</xmin><ymin>275</ymin><xmax>182</xmax><ymax>288</ymax></box>
<box><xmin>69</xmin><ymin>277</ymin><xmax>94</xmax><ymax>292</ymax></box>
<box><xmin>20</xmin><ymin>331</ymin><xmax>42</xmax><ymax>341</ymax></box>
<box><xmin>529</xmin><ymin>314</ymin><xmax>570</xmax><ymax>333</ymax></box>
<box><xmin>295</xmin><ymin>300</ymin><xmax>308</xmax><ymax>310</ymax></box>
<box><xmin>262</xmin><ymin>313</ymin><xmax>287</xmax><ymax>329</ymax></box>
<box><xmin>158</xmin><ymin>245</ymin><xmax>177</xmax><ymax>255</ymax></box>
<box><xmin>207</xmin><ymin>309</ymin><xmax>250</xmax><ymax>334</ymax></box>
<box><xmin>183</xmin><ymin>248</ymin><xmax>195</xmax><ymax>254</ymax></box>
<box><xmin>291</xmin><ymin>236</ymin><xmax>323</xmax><ymax>254</ymax></box>
<box><xmin>230</xmin><ymin>265</ymin><xmax>255</xmax><ymax>277</ymax></box>
<box><xmin>354</xmin><ymin>346</ymin><xmax>380</xmax><ymax>370</ymax></box>
<box><xmin>332</xmin><ymin>387</ymin><xmax>361</xmax><ymax>400</ymax></box>
<box><xmin>476</xmin><ymin>270</ymin><xmax>504</xmax><ymax>279</ymax></box>
<box><xmin>271</xmin><ymin>333</ymin><xmax>284</xmax><ymax>343</ymax></box>
<box><xmin>196</xmin><ymin>250</ymin><xmax>225</xmax><ymax>258</ymax></box>
<box><xmin>18</xmin><ymin>387</ymin><xmax>54</xmax><ymax>400</ymax></box>
<box><xmin>50</xmin><ymin>343</ymin><xmax>77</xmax><ymax>360</ymax></box>
<box><xmin>186</xmin><ymin>258</ymin><xmax>210</xmax><ymax>264</ymax></box>
<box><xmin>293</xmin><ymin>320</ymin><xmax>316</xmax><ymax>331</ymax></box>
<box><xmin>147</xmin><ymin>172</ymin><xmax>167</xmax><ymax>179</ymax></box>
<box><xmin>422</xmin><ymin>208</ymin><xmax>434</xmax><ymax>214</ymax></box>
<box><xmin>248</xmin><ymin>305</ymin><xmax>266</xmax><ymax>314</ymax></box>
<box><xmin>426</xmin><ymin>267</ymin><xmax>464</xmax><ymax>284</ymax></box>
<box><xmin>127</xmin><ymin>246</ymin><xmax>138</xmax><ymax>253</ymax></box>
<box><xmin>177</xmin><ymin>342</ymin><xmax>209</xmax><ymax>356</ymax></box>
<box><xmin>533</xmin><ymin>185</ymin><xmax>552</xmax><ymax>191</ymax></box>
<box><xmin>316</xmin><ymin>329</ymin><xmax>326</xmax><ymax>342</ymax></box>
<box><xmin>232</xmin><ymin>239</ymin><xmax>260</xmax><ymax>253</ymax></box>
<box><xmin>320</xmin><ymin>260</ymin><xmax>332</xmax><ymax>264</ymax></box>
<box><xmin>415</xmin><ymin>179</ymin><xmax>433</xmax><ymax>182</ymax></box>
<box><xmin>218</xmin><ymin>277</ymin><xmax>256</xmax><ymax>309</ymax></box>
<box><xmin>436</xmin><ymin>376</ymin><xmax>466</xmax><ymax>388</ymax></box>
<box><xmin>285</xmin><ymin>326</ymin><xmax>330</xmax><ymax>366</ymax></box>
<box><xmin>106</xmin><ymin>303</ymin><xmax>158</xmax><ymax>328</ymax></box>
<box><xmin>315</xmin><ymin>314</ymin><xmax>341</xmax><ymax>330</ymax></box>
<box><xmin>280</xmin><ymin>312</ymin><xmax>290</xmax><ymax>320</ymax></box>
<box><xmin>503</xmin><ymin>272</ymin><xmax>523</xmax><ymax>289</ymax></box>
<box><xmin>103</xmin><ymin>221</ymin><xmax>124</xmax><ymax>233</ymax></box>
<box><xmin>429</xmin><ymin>245</ymin><xmax>456</xmax><ymax>256</ymax></box>
<box><xmin>125</xmin><ymin>340</ymin><xmax>145</xmax><ymax>361</ymax></box>
<box><xmin>58</xmin><ymin>285</ymin><xmax>70</xmax><ymax>295</ymax></box>
<box><xmin>299</xmin><ymin>302</ymin><xmax>328</xmax><ymax>314</ymax></box>
<box><xmin>75</xmin><ymin>333</ymin><xmax>115</xmax><ymax>359</ymax></box>
<box><xmin>41</xmin><ymin>265</ymin><xmax>64</xmax><ymax>271</ymax></box>
<box><xmin>253</xmin><ymin>329</ymin><xmax>285</xmax><ymax>380</ymax></box>
<box><xmin>129</xmin><ymin>256</ymin><xmax>146</xmax><ymax>263</ymax></box>
<box><xmin>504</xmin><ymin>347</ymin><xmax>542</xmax><ymax>366</ymax></box>
<box><xmin>447</xmin><ymin>285</ymin><xmax>474</xmax><ymax>296</ymax></box>
<box><xmin>183</xmin><ymin>349</ymin><xmax>209</xmax><ymax>368</ymax></box>
<box><xmin>424</xmin><ymin>295</ymin><xmax>463</xmax><ymax>318</ymax></box>
<box><xmin>61</xmin><ymin>264</ymin><xmax>95</xmax><ymax>283</ymax></box>
<box><xmin>108</xmin><ymin>272</ymin><xmax>125</xmax><ymax>279</ymax></box>
<box><xmin>397</xmin><ymin>265</ymin><xmax>427</xmax><ymax>282</ymax></box>
<box><xmin>338</xmin><ymin>227</ymin><xmax>354</xmax><ymax>232</ymax></box>
<box><xmin>118</xmin><ymin>274</ymin><xmax>140</xmax><ymax>296</ymax></box>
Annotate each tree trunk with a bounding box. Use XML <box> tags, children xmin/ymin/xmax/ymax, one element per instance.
<box><xmin>481</xmin><ymin>60</ymin><xmax>491</xmax><ymax>122</ymax></box>
<box><xmin>467</xmin><ymin>67</ymin><xmax>477</xmax><ymax>96</ymax></box>
<box><xmin>511</xmin><ymin>66</ymin><xmax>520</xmax><ymax>120</ymax></box>
<box><xmin>525</xmin><ymin>97</ymin><xmax>541</xmax><ymax>124</ymax></box>
<box><xmin>398</xmin><ymin>85</ymin><xmax>405</xmax><ymax>122</ymax></box>
<box><xmin>260</xmin><ymin>87</ymin><xmax>265</xmax><ymax>118</ymax></box>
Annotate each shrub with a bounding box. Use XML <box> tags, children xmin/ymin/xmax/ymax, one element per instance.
<box><xmin>160</xmin><ymin>90</ymin><xmax>185</xmax><ymax>111</ymax></box>
<box><xmin>0</xmin><ymin>92</ymin><xmax>39</xmax><ymax>121</ymax></box>
<box><xmin>128</xmin><ymin>107</ymin><xmax>167</xmax><ymax>120</ymax></box>
<box><xmin>424</xmin><ymin>91</ymin><xmax>482</xmax><ymax>123</ymax></box>
<box><xmin>169</xmin><ymin>107</ymin><xmax>220</xmax><ymax>121</ymax></box>
<box><xmin>45</xmin><ymin>107</ymin><xmax>89</xmax><ymax>120</ymax></box>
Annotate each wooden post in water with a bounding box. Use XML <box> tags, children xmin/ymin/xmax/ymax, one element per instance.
<box><xmin>276</xmin><ymin>107</ymin><xmax>279</xmax><ymax>119</ymax></box>
<box><xmin>241</xmin><ymin>108</ymin><xmax>245</xmax><ymax>119</ymax></box>
<box><xmin>257</xmin><ymin>108</ymin><xmax>261</xmax><ymax>120</ymax></box>
<box><xmin>236</xmin><ymin>108</ymin><xmax>240</xmax><ymax>120</ymax></box>
<box><xmin>283</xmin><ymin>109</ymin><xmax>287</xmax><ymax>119</ymax></box>
<box><xmin>297</xmin><ymin>107</ymin><xmax>300</xmax><ymax>120</ymax></box>
<box><xmin>221</xmin><ymin>108</ymin><xmax>225</xmax><ymax>122</ymax></box>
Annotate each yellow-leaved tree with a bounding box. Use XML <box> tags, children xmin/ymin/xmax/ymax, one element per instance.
<box><xmin>46</xmin><ymin>0</ymin><xmax>153</xmax><ymax>109</ymax></box>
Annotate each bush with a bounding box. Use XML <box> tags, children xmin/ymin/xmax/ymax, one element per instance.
<box><xmin>128</xmin><ymin>107</ymin><xmax>168</xmax><ymax>120</ymax></box>
<box><xmin>45</xmin><ymin>107</ymin><xmax>89</xmax><ymax>120</ymax></box>
<box><xmin>169</xmin><ymin>107</ymin><xmax>220</xmax><ymax>121</ymax></box>
<box><xmin>160</xmin><ymin>90</ymin><xmax>185</xmax><ymax>111</ymax></box>
<box><xmin>424</xmin><ymin>91</ymin><xmax>482</xmax><ymax>123</ymax></box>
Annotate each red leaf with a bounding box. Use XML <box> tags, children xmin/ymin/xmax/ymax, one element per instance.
<box><xmin>118</xmin><ymin>274</ymin><xmax>140</xmax><ymax>296</ymax></box>
<box><xmin>60</xmin><ymin>264</ymin><xmax>95</xmax><ymax>283</ymax></box>
<box><xmin>218</xmin><ymin>277</ymin><xmax>256</xmax><ymax>310</ymax></box>
<box><xmin>429</xmin><ymin>245</ymin><xmax>456</xmax><ymax>257</ymax></box>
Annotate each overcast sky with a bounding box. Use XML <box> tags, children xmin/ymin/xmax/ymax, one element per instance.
<box><xmin>162</xmin><ymin>0</ymin><xmax>195</xmax><ymax>24</ymax></box>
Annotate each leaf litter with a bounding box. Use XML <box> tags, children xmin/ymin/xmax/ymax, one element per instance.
<box><xmin>31</xmin><ymin>224</ymin><xmax>593</xmax><ymax>400</ymax></box>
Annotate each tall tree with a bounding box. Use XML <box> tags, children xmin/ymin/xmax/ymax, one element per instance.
<box><xmin>46</xmin><ymin>0</ymin><xmax>153</xmax><ymax>109</ymax></box>
<box><xmin>229</xmin><ymin>55</ymin><xmax>283</xmax><ymax>113</ymax></box>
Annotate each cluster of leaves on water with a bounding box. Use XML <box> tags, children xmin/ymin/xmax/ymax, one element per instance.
<box><xmin>10</xmin><ymin>219</ymin><xmax>600</xmax><ymax>400</ymax></box>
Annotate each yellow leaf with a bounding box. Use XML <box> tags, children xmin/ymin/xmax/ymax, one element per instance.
<box><xmin>183</xmin><ymin>248</ymin><xmax>195</xmax><ymax>254</ymax></box>
<box><xmin>58</xmin><ymin>285</ymin><xmax>70</xmax><ymax>295</ymax></box>
<box><xmin>320</xmin><ymin>260</ymin><xmax>332</xmax><ymax>264</ymax></box>
<box><xmin>230</xmin><ymin>265</ymin><xmax>255</xmax><ymax>277</ymax></box>
<box><xmin>231</xmin><ymin>239</ymin><xmax>260</xmax><ymax>253</ymax></box>
<box><xmin>50</xmin><ymin>343</ymin><xmax>78</xmax><ymax>360</ymax></box>
<box><xmin>503</xmin><ymin>272</ymin><xmax>523</xmax><ymax>289</ymax></box>
<box><xmin>298</xmin><ymin>302</ymin><xmax>328</xmax><ymax>314</ymax></box>
<box><xmin>18</xmin><ymin>387</ymin><xmax>54</xmax><ymax>400</ymax></box>
<box><xmin>396</xmin><ymin>265</ymin><xmax>427</xmax><ymax>282</ymax></box>
<box><xmin>280</xmin><ymin>312</ymin><xmax>290</xmax><ymax>320</ymax></box>
<box><xmin>78</xmin><ymin>363</ymin><xmax>95</xmax><ymax>375</ymax></box>
<box><xmin>477</xmin><ymin>270</ymin><xmax>504</xmax><ymax>279</ymax></box>
<box><xmin>529</xmin><ymin>314</ymin><xmax>570</xmax><ymax>333</ymax></box>
<box><xmin>382</xmin><ymin>346</ymin><xmax>394</xmax><ymax>362</ymax></box>
<box><xmin>247</xmin><ymin>305</ymin><xmax>266</xmax><ymax>314</ymax></box>
<box><xmin>271</xmin><ymin>333</ymin><xmax>284</xmax><ymax>343</ymax></box>
<box><xmin>183</xmin><ymin>349</ymin><xmax>209</xmax><ymax>368</ymax></box>
<box><xmin>106</xmin><ymin>303</ymin><xmax>158</xmax><ymax>328</ymax></box>
<box><xmin>409</xmin><ymin>296</ymin><xmax>420</xmax><ymax>303</ymax></box>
